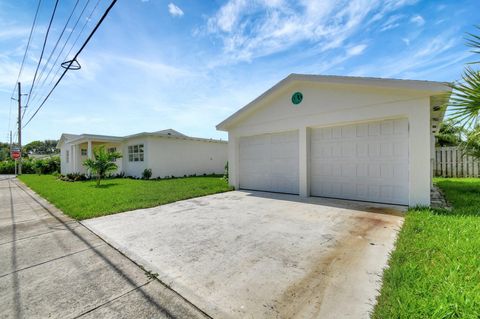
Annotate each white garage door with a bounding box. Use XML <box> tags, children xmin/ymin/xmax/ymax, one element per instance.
<box><xmin>310</xmin><ymin>119</ymin><xmax>409</xmax><ymax>205</ymax></box>
<box><xmin>239</xmin><ymin>131</ymin><xmax>299</xmax><ymax>194</ymax></box>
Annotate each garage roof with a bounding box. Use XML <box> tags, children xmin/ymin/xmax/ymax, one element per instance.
<box><xmin>216</xmin><ymin>74</ymin><xmax>452</xmax><ymax>132</ymax></box>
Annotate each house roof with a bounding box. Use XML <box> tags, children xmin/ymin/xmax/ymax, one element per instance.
<box><xmin>56</xmin><ymin>133</ymin><xmax>81</xmax><ymax>148</ymax></box>
<box><xmin>57</xmin><ymin>129</ymin><xmax>226</xmax><ymax>147</ymax></box>
<box><xmin>216</xmin><ymin>73</ymin><xmax>452</xmax><ymax>132</ymax></box>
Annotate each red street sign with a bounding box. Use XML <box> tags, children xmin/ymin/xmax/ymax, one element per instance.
<box><xmin>11</xmin><ymin>151</ymin><xmax>21</xmax><ymax>159</ymax></box>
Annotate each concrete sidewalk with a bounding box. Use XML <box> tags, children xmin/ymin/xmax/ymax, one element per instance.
<box><xmin>0</xmin><ymin>176</ymin><xmax>209</xmax><ymax>319</ymax></box>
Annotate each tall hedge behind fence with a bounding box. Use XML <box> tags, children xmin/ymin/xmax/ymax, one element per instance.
<box><xmin>434</xmin><ymin>146</ymin><xmax>480</xmax><ymax>177</ymax></box>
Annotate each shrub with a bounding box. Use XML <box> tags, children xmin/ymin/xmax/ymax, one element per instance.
<box><xmin>114</xmin><ymin>171</ymin><xmax>125</xmax><ymax>178</ymax></box>
<box><xmin>58</xmin><ymin>173</ymin><xmax>88</xmax><ymax>182</ymax></box>
<box><xmin>142</xmin><ymin>168</ymin><xmax>152</xmax><ymax>180</ymax></box>
<box><xmin>223</xmin><ymin>161</ymin><xmax>229</xmax><ymax>182</ymax></box>
<box><xmin>0</xmin><ymin>156</ymin><xmax>60</xmax><ymax>175</ymax></box>
<box><xmin>64</xmin><ymin>173</ymin><xmax>88</xmax><ymax>182</ymax></box>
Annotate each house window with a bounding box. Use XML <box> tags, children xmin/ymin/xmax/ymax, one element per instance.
<box><xmin>81</xmin><ymin>149</ymin><xmax>87</xmax><ymax>156</ymax></box>
<box><xmin>66</xmin><ymin>150</ymin><xmax>70</xmax><ymax>163</ymax></box>
<box><xmin>108</xmin><ymin>147</ymin><xmax>117</xmax><ymax>153</ymax></box>
<box><xmin>128</xmin><ymin>144</ymin><xmax>144</xmax><ymax>162</ymax></box>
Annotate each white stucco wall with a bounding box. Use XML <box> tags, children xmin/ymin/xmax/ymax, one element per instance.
<box><xmin>226</xmin><ymin>81</ymin><xmax>434</xmax><ymax>206</ymax></box>
<box><xmin>59</xmin><ymin>145</ymin><xmax>70</xmax><ymax>175</ymax></box>
<box><xmin>145</xmin><ymin>136</ymin><xmax>228</xmax><ymax>178</ymax></box>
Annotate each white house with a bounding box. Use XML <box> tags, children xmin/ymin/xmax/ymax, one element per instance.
<box><xmin>217</xmin><ymin>74</ymin><xmax>451</xmax><ymax>206</ymax></box>
<box><xmin>57</xmin><ymin>129</ymin><xmax>227</xmax><ymax>178</ymax></box>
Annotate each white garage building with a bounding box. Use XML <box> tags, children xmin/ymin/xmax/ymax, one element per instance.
<box><xmin>217</xmin><ymin>74</ymin><xmax>451</xmax><ymax>206</ymax></box>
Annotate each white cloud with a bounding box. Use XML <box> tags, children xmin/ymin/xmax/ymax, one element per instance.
<box><xmin>204</xmin><ymin>0</ymin><xmax>418</xmax><ymax>65</ymax></box>
<box><xmin>380</xmin><ymin>14</ymin><xmax>404</xmax><ymax>31</ymax></box>
<box><xmin>0</xmin><ymin>27</ymin><xmax>29</xmax><ymax>40</ymax></box>
<box><xmin>410</xmin><ymin>14</ymin><xmax>425</xmax><ymax>26</ymax></box>
<box><xmin>168</xmin><ymin>3</ymin><xmax>184</xmax><ymax>17</ymax></box>
<box><xmin>349</xmin><ymin>31</ymin><xmax>459</xmax><ymax>78</ymax></box>
<box><xmin>347</xmin><ymin>44</ymin><xmax>367</xmax><ymax>56</ymax></box>
<box><xmin>402</xmin><ymin>38</ymin><xmax>410</xmax><ymax>46</ymax></box>
<box><xmin>413</xmin><ymin>34</ymin><xmax>454</xmax><ymax>58</ymax></box>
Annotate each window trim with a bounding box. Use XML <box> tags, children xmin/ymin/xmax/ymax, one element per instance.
<box><xmin>128</xmin><ymin>144</ymin><xmax>144</xmax><ymax>162</ymax></box>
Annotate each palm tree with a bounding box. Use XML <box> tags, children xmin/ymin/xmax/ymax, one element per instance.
<box><xmin>449</xmin><ymin>27</ymin><xmax>480</xmax><ymax>130</ymax></box>
<box><xmin>83</xmin><ymin>146</ymin><xmax>122</xmax><ymax>187</ymax></box>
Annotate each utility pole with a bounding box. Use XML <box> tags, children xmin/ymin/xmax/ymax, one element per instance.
<box><xmin>17</xmin><ymin>82</ymin><xmax>22</xmax><ymax>175</ymax></box>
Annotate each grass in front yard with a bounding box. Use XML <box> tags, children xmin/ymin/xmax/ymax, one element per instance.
<box><xmin>19</xmin><ymin>174</ymin><xmax>233</xmax><ymax>220</ymax></box>
<box><xmin>373</xmin><ymin>178</ymin><xmax>480</xmax><ymax>319</ymax></box>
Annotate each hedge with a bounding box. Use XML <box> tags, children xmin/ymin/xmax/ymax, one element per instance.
<box><xmin>0</xmin><ymin>156</ymin><xmax>60</xmax><ymax>174</ymax></box>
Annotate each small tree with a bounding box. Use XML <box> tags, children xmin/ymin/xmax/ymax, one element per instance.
<box><xmin>83</xmin><ymin>146</ymin><xmax>122</xmax><ymax>186</ymax></box>
<box><xmin>436</xmin><ymin>120</ymin><xmax>464</xmax><ymax>147</ymax></box>
<box><xmin>460</xmin><ymin>126</ymin><xmax>480</xmax><ymax>159</ymax></box>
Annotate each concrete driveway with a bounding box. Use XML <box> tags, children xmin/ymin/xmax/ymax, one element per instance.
<box><xmin>83</xmin><ymin>191</ymin><xmax>405</xmax><ymax>319</ymax></box>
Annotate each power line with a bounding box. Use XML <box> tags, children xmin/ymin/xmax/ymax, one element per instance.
<box><xmin>9</xmin><ymin>0</ymin><xmax>42</xmax><ymax>100</ymax></box>
<box><xmin>23</xmin><ymin>0</ymin><xmax>99</xmax><ymax>121</ymax></box>
<box><xmin>23</xmin><ymin>0</ymin><xmax>118</xmax><ymax>128</ymax></box>
<box><xmin>8</xmin><ymin>0</ymin><xmax>42</xmax><ymax>134</ymax></box>
<box><xmin>23</xmin><ymin>0</ymin><xmax>59</xmax><ymax>117</ymax></box>
<box><xmin>26</xmin><ymin>0</ymin><xmax>82</xmax><ymax>110</ymax></box>
<box><xmin>28</xmin><ymin>0</ymin><xmax>92</xmax><ymax>108</ymax></box>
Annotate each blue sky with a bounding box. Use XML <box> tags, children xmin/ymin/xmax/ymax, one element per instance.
<box><xmin>0</xmin><ymin>0</ymin><xmax>478</xmax><ymax>143</ymax></box>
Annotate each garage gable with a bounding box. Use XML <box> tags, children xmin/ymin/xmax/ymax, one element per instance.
<box><xmin>217</xmin><ymin>74</ymin><xmax>450</xmax><ymax>133</ymax></box>
<box><xmin>232</xmin><ymin>84</ymin><xmax>424</xmax><ymax>132</ymax></box>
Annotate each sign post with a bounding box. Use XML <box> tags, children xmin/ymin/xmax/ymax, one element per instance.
<box><xmin>11</xmin><ymin>148</ymin><xmax>20</xmax><ymax>176</ymax></box>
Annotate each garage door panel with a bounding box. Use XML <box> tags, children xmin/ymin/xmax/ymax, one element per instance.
<box><xmin>394</xmin><ymin>118</ymin><xmax>409</xmax><ymax>135</ymax></box>
<box><xmin>393</xmin><ymin>141</ymin><xmax>408</xmax><ymax>157</ymax></box>
<box><xmin>240</xmin><ymin>159</ymin><xmax>267</xmax><ymax>174</ymax></box>
<box><xmin>271</xmin><ymin>158</ymin><xmax>298</xmax><ymax>174</ymax></box>
<box><xmin>271</xmin><ymin>131</ymin><xmax>297</xmax><ymax>143</ymax></box>
<box><xmin>356</xmin><ymin>124</ymin><xmax>368</xmax><ymax>137</ymax></box>
<box><xmin>341</xmin><ymin>142</ymin><xmax>356</xmax><ymax>157</ymax></box>
<box><xmin>381</xmin><ymin>120</ymin><xmax>394</xmax><ymax>135</ymax></box>
<box><xmin>239</xmin><ymin>131</ymin><xmax>299</xmax><ymax>194</ymax></box>
<box><xmin>341</xmin><ymin>163</ymin><xmax>356</xmax><ymax>177</ymax></box>
<box><xmin>241</xmin><ymin>174</ymin><xmax>271</xmax><ymax>191</ymax></box>
<box><xmin>239</xmin><ymin>144</ymin><xmax>266</xmax><ymax>159</ymax></box>
<box><xmin>270</xmin><ymin>142</ymin><xmax>298</xmax><ymax>158</ymax></box>
<box><xmin>311</xmin><ymin>119</ymin><xmax>409</xmax><ymax>205</ymax></box>
<box><xmin>368</xmin><ymin>122</ymin><xmax>381</xmax><ymax>136</ymax></box>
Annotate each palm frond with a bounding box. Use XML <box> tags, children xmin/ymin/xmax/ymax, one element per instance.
<box><xmin>466</xmin><ymin>26</ymin><xmax>480</xmax><ymax>63</ymax></box>
<box><xmin>448</xmin><ymin>67</ymin><xmax>480</xmax><ymax>128</ymax></box>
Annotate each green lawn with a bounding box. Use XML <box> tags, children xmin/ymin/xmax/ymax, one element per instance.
<box><xmin>19</xmin><ymin>174</ymin><xmax>233</xmax><ymax>220</ymax></box>
<box><xmin>373</xmin><ymin>178</ymin><xmax>480</xmax><ymax>319</ymax></box>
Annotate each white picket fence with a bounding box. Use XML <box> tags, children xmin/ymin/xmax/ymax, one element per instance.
<box><xmin>434</xmin><ymin>146</ymin><xmax>480</xmax><ymax>177</ymax></box>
